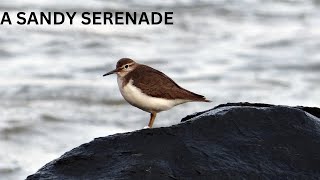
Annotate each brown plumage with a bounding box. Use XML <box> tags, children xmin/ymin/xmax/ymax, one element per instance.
<box><xmin>124</xmin><ymin>64</ymin><xmax>209</xmax><ymax>102</ymax></box>
<box><xmin>116</xmin><ymin>58</ymin><xmax>134</xmax><ymax>68</ymax></box>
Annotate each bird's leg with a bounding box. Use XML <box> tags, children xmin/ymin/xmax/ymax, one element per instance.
<box><xmin>147</xmin><ymin>112</ymin><xmax>157</xmax><ymax>128</ymax></box>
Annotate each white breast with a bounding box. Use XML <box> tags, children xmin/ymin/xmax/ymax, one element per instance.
<box><xmin>117</xmin><ymin>77</ymin><xmax>189</xmax><ymax>113</ymax></box>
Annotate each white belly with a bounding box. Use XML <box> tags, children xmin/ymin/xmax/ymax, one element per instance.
<box><xmin>117</xmin><ymin>77</ymin><xmax>189</xmax><ymax>113</ymax></box>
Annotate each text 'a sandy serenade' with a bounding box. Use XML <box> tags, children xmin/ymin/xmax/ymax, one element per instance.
<box><xmin>0</xmin><ymin>12</ymin><xmax>174</xmax><ymax>25</ymax></box>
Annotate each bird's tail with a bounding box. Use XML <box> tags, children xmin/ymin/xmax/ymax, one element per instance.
<box><xmin>183</xmin><ymin>89</ymin><xmax>211</xmax><ymax>102</ymax></box>
<box><xmin>202</xmin><ymin>98</ymin><xmax>211</xmax><ymax>102</ymax></box>
<box><xmin>196</xmin><ymin>96</ymin><xmax>211</xmax><ymax>102</ymax></box>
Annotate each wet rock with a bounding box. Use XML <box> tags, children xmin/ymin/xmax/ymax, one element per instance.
<box><xmin>27</xmin><ymin>103</ymin><xmax>320</xmax><ymax>180</ymax></box>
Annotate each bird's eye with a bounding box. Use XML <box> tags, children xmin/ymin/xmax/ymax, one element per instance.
<box><xmin>124</xmin><ymin>65</ymin><xmax>129</xmax><ymax>69</ymax></box>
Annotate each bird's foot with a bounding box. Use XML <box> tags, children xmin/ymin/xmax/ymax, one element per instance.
<box><xmin>143</xmin><ymin>126</ymin><xmax>150</xmax><ymax>129</ymax></box>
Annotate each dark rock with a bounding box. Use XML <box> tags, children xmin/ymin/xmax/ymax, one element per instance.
<box><xmin>27</xmin><ymin>103</ymin><xmax>320</xmax><ymax>180</ymax></box>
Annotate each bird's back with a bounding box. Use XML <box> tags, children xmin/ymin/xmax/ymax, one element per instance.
<box><xmin>124</xmin><ymin>64</ymin><xmax>209</xmax><ymax>102</ymax></box>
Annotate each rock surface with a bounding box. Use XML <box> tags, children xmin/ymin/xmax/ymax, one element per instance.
<box><xmin>27</xmin><ymin>103</ymin><xmax>320</xmax><ymax>180</ymax></box>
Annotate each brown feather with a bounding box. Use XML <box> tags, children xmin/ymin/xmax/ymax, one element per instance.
<box><xmin>124</xmin><ymin>64</ymin><xmax>210</xmax><ymax>102</ymax></box>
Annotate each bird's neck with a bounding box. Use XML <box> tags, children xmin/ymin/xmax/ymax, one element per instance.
<box><xmin>117</xmin><ymin>74</ymin><xmax>131</xmax><ymax>89</ymax></box>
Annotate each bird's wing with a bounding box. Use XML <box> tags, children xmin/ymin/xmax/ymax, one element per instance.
<box><xmin>128</xmin><ymin>65</ymin><xmax>207</xmax><ymax>101</ymax></box>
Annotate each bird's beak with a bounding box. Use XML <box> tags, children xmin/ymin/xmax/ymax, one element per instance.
<box><xmin>103</xmin><ymin>67</ymin><xmax>121</xmax><ymax>76</ymax></box>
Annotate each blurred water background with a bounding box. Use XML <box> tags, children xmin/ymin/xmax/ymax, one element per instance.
<box><xmin>1</xmin><ymin>0</ymin><xmax>320</xmax><ymax>179</ymax></box>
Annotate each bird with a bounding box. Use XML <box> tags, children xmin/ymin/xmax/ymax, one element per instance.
<box><xmin>103</xmin><ymin>58</ymin><xmax>210</xmax><ymax>128</ymax></box>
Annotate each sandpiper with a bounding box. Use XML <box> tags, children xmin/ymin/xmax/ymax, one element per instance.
<box><xmin>103</xmin><ymin>58</ymin><xmax>210</xmax><ymax>128</ymax></box>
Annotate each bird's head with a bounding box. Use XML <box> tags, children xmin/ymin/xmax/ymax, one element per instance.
<box><xmin>103</xmin><ymin>58</ymin><xmax>137</xmax><ymax>77</ymax></box>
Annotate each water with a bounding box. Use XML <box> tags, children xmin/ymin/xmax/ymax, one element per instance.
<box><xmin>1</xmin><ymin>0</ymin><xmax>320</xmax><ymax>179</ymax></box>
